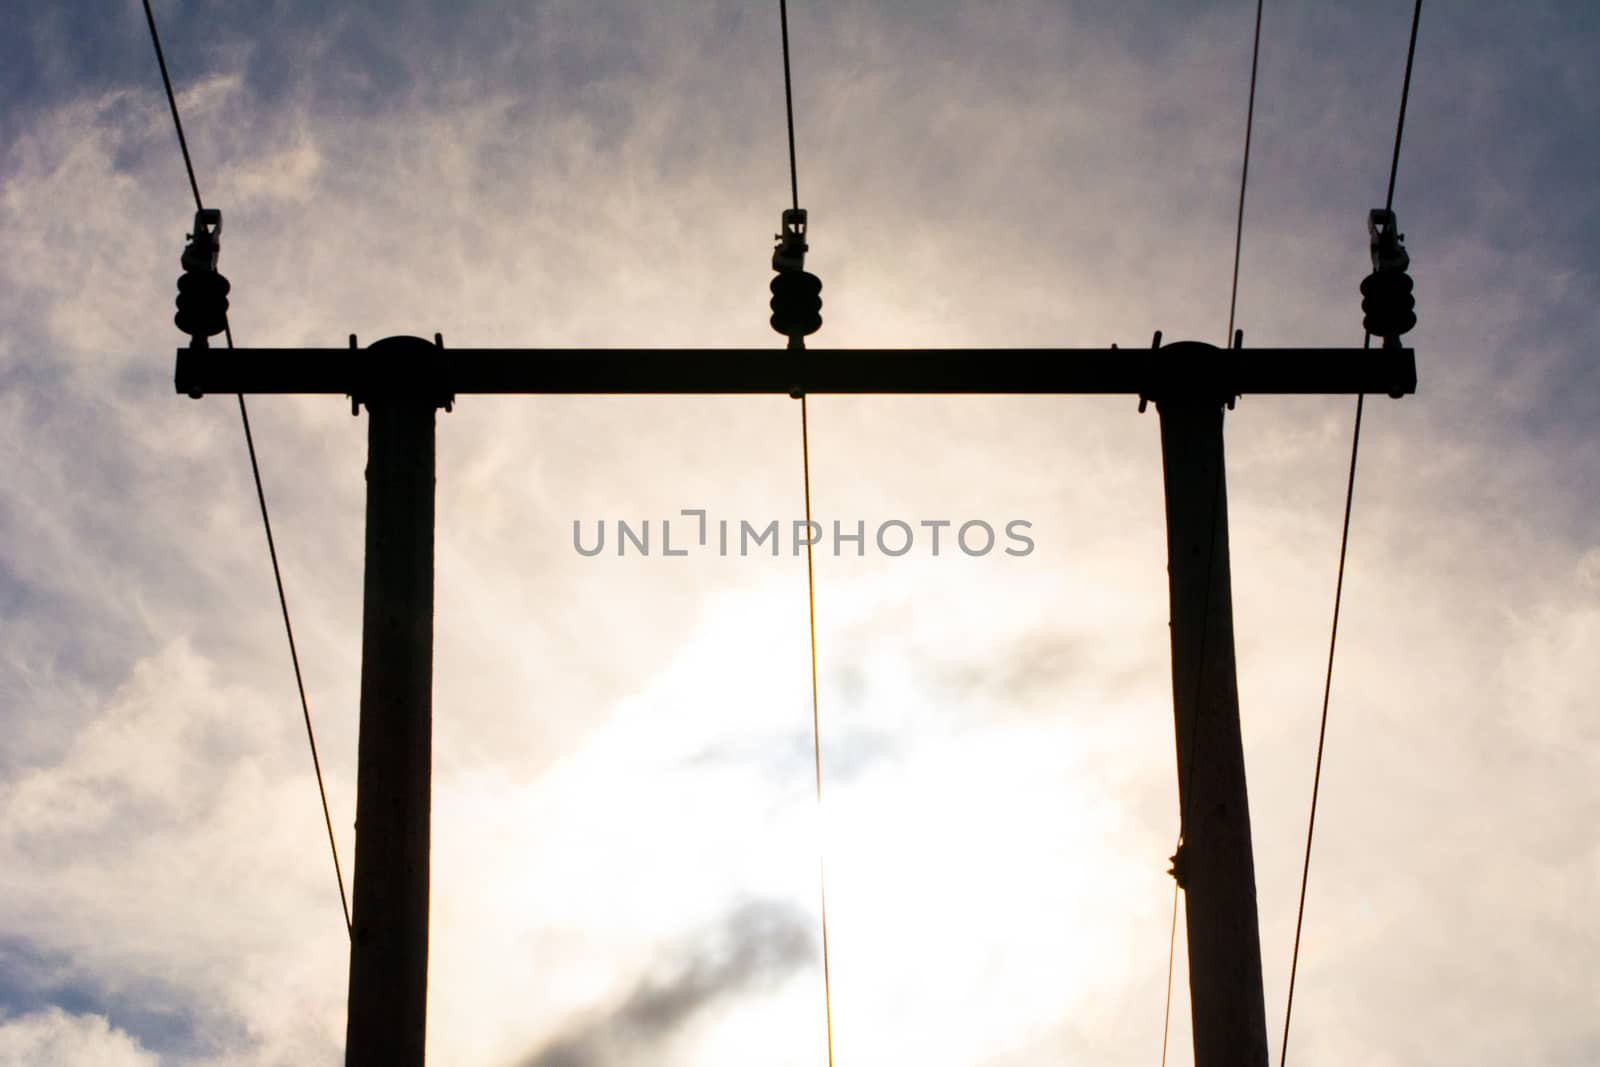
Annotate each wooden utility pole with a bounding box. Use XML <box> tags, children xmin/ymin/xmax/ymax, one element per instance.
<box><xmin>177</xmin><ymin>335</ymin><xmax>1412</xmax><ymax>1067</ymax></box>
<box><xmin>1157</xmin><ymin>390</ymin><xmax>1268</xmax><ymax>1067</ymax></box>
<box><xmin>343</xmin><ymin>337</ymin><xmax>449</xmax><ymax>1067</ymax></box>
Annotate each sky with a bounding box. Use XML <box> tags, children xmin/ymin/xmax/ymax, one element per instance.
<box><xmin>1</xmin><ymin>1</ymin><xmax>1597</xmax><ymax>1064</ymax></box>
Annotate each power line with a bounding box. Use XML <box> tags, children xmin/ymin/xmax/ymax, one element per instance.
<box><xmin>1226</xmin><ymin>0</ymin><xmax>1267</xmax><ymax>345</ymax></box>
<box><xmin>1279</xmin><ymin>4</ymin><xmax>1423</xmax><ymax>1063</ymax></box>
<box><xmin>1159</xmin><ymin>880</ymin><xmax>1180</xmax><ymax>1065</ymax></box>
<box><xmin>779</xmin><ymin>3</ymin><xmax>831</xmax><ymax>1060</ymax></box>
<box><xmin>235</xmin><ymin>395</ymin><xmax>351</xmax><ymax>938</ymax></box>
<box><xmin>779</xmin><ymin>0</ymin><xmax>800</xmax><ymax>211</ymax></box>
<box><xmin>139</xmin><ymin>0</ymin><xmax>203</xmax><ymax>211</ymax></box>
<box><xmin>781</xmin><ymin>1</ymin><xmax>832</xmax><ymax>1057</ymax></box>
<box><xmin>799</xmin><ymin>396</ymin><xmax>835</xmax><ymax>1067</ymax></box>
<box><xmin>1161</xmin><ymin>1</ymin><xmax>1265</xmax><ymax>1061</ymax></box>
<box><xmin>141</xmin><ymin>0</ymin><xmax>352</xmax><ymax>940</ymax></box>
<box><xmin>1278</xmin><ymin>390</ymin><xmax>1361</xmax><ymax>1064</ymax></box>
<box><xmin>1385</xmin><ymin>3</ymin><xmax>1423</xmax><ymax>215</ymax></box>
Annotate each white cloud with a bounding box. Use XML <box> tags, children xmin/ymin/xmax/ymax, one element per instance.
<box><xmin>0</xmin><ymin>1008</ymin><xmax>158</xmax><ymax>1067</ymax></box>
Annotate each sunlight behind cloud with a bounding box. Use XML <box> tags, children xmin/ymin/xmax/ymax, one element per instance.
<box><xmin>2</xmin><ymin>2</ymin><xmax>1598</xmax><ymax>1064</ymax></box>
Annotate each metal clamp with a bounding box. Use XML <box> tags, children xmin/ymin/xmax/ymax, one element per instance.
<box><xmin>181</xmin><ymin>208</ymin><xmax>223</xmax><ymax>273</ymax></box>
<box><xmin>772</xmin><ymin>207</ymin><xmax>808</xmax><ymax>272</ymax></box>
<box><xmin>1368</xmin><ymin>208</ymin><xmax>1409</xmax><ymax>274</ymax></box>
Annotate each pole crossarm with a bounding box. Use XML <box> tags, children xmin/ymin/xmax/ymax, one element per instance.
<box><xmin>175</xmin><ymin>339</ymin><xmax>1416</xmax><ymax>399</ymax></box>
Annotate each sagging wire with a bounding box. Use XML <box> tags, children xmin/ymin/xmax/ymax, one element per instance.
<box><xmin>141</xmin><ymin>0</ymin><xmax>352</xmax><ymax>940</ymax></box>
<box><xmin>773</xmin><ymin>2</ymin><xmax>833</xmax><ymax>1062</ymax></box>
<box><xmin>1279</xmin><ymin>4</ymin><xmax>1423</xmax><ymax>1063</ymax></box>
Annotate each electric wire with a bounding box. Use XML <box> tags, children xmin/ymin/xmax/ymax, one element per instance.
<box><xmin>800</xmin><ymin>397</ymin><xmax>835</xmax><ymax>1067</ymax></box>
<box><xmin>1159</xmin><ymin>880</ymin><xmax>1180</xmax><ymax>1066</ymax></box>
<box><xmin>1278</xmin><ymin>390</ymin><xmax>1361</xmax><ymax>1065</ymax></box>
<box><xmin>141</xmin><ymin>0</ymin><xmax>352</xmax><ymax>940</ymax></box>
<box><xmin>1226</xmin><ymin>0</ymin><xmax>1266</xmax><ymax>345</ymax></box>
<box><xmin>1384</xmin><ymin>1</ymin><xmax>1423</xmax><ymax>218</ymax></box>
<box><xmin>1279</xmin><ymin>4</ymin><xmax>1422</xmax><ymax>1063</ymax></box>
<box><xmin>140</xmin><ymin>0</ymin><xmax>203</xmax><ymax>214</ymax></box>
<box><xmin>235</xmin><ymin>395</ymin><xmax>352</xmax><ymax>940</ymax></box>
<box><xmin>1161</xmin><ymin>0</ymin><xmax>1265</xmax><ymax>1060</ymax></box>
<box><xmin>779</xmin><ymin>0</ymin><xmax>800</xmax><ymax>212</ymax></box>
<box><xmin>779</xmin><ymin>4</ymin><xmax>833</xmax><ymax>1062</ymax></box>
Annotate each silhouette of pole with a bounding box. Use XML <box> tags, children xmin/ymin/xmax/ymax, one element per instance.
<box><xmin>1156</xmin><ymin>394</ymin><xmax>1268</xmax><ymax>1067</ymax></box>
<box><xmin>345</xmin><ymin>338</ymin><xmax>447</xmax><ymax>1067</ymax></box>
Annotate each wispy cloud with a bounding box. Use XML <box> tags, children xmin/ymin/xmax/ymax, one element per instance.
<box><xmin>517</xmin><ymin>900</ymin><xmax>815</xmax><ymax>1067</ymax></box>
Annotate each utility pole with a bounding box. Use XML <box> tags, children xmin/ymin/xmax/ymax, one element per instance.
<box><xmin>1157</xmin><ymin>381</ymin><xmax>1268</xmax><ymax>1066</ymax></box>
<box><xmin>343</xmin><ymin>336</ymin><xmax>449</xmax><ymax>1067</ymax></box>
<box><xmin>175</xmin><ymin>335</ymin><xmax>1413</xmax><ymax>1067</ymax></box>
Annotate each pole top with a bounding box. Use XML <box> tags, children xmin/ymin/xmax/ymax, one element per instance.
<box><xmin>352</xmin><ymin>334</ymin><xmax>454</xmax><ymax>413</ymax></box>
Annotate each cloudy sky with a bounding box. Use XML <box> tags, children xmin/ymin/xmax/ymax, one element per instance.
<box><xmin>2</xmin><ymin>1</ymin><xmax>1597</xmax><ymax>1064</ymax></box>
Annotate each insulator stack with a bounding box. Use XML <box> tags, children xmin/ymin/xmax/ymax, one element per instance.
<box><xmin>770</xmin><ymin>270</ymin><xmax>822</xmax><ymax>338</ymax></box>
<box><xmin>1359</xmin><ymin>268</ymin><xmax>1415</xmax><ymax>340</ymax></box>
<box><xmin>175</xmin><ymin>208</ymin><xmax>229</xmax><ymax>346</ymax></box>
<box><xmin>175</xmin><ymin>269</ymin><xmax>231</xmax><ymax>341</ymax></box>
<box><xmin>1361</xmin><ymin>207</ymin><xmax>1416</xmax><ymax>346</ymax></box>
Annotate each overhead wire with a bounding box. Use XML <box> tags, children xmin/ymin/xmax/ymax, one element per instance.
<box><xmin>1226</xmin><ymin>0</ymin><xmax>1267</xmax><ymax>346</ymax></box>
<box><xmin>140</xmin><ymin>0</ymin><xmax>203</xmax><ymax>214</ymax></box>
<box><xmin>1159</xmin><ymin>878</ymin><xmax>1180</xmax><ymax>1067</ymax></box>
<box><xmin>799</xmin><ymin>396</ymin><xmax>834</xmax><ymax>1067</ymax></box>
<box><xmin>1160</xmin><ymin>2</ymin><xmax>1266</xmax><ymax>1063</ymax></box>
<box><xmin>780</xmin><ymin>0</ymin><xmax>801</xmax><ymax>213</ymax></box>
<box><xmin>1279</xmin><ymin>4</ymin><xmax>1423</xmax><ymax>1063</ymax></box>
<box><xmin>141</xmin><ymin>0</ymin><xmax>352</xmax><ymax>940</ymax></box>
<box><xmin>777</xmin><ymin>3</ymin><xmax>833</xmax><ymax>1064</ymax></box>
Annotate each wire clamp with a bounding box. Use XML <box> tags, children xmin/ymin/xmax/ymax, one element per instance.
<box><xmin>180</xmin><ymin>208</ymin><xmax>222</xmax><ymax>272</ymax></box>
<box><xmin>1367</xmin><ymin>208</ymin><xmax>1409</xmax><ymax>274</ymax></box>
<box><xmin>771</xmin><ymin>207</ymin><xmax>808</xmax><ymax>272</ymax></box>
<box><xmin>770</xmin><ymin>208</ymin><xmax>822</xmax><ymax>342</ymax></box>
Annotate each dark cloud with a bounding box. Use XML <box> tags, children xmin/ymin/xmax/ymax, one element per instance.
<box><xmin>516</xmin><ymin>899</ymin><xmax>815</xmax><ymax>1067</ymax></box>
